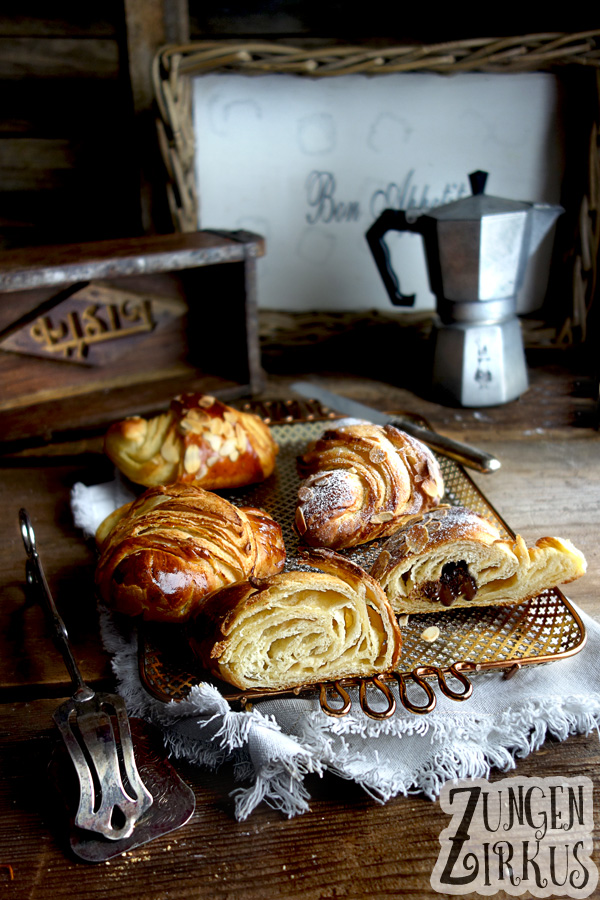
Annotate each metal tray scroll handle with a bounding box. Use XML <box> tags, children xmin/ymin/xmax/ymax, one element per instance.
<box><xmin>315</xmin><ymin>663</ymin><xmax>476</xmax><ymax>720</ymax></box>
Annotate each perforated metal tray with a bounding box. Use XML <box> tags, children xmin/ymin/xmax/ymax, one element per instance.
<box><xmin>139</xmin><ymin>414</ymin><xmax>586</xmax><ymax>718</ymax></box>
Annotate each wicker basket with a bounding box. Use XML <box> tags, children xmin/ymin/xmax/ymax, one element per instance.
<box><xmin>152</xmin><ymin>33</ymin><xmax>600</xmax><ymax>347</ymax></box>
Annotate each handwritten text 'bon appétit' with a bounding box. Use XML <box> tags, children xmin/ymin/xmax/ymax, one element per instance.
<box><xmin>305</xmin><ymin>170</ymin><xmax>468</xmax><ymax>225</ymax></box>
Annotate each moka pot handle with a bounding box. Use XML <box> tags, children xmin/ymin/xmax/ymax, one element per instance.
<box><xmin>366</xmin><ymin>208</ymin><xmax>426</xmax><ymax>307</ymax></box>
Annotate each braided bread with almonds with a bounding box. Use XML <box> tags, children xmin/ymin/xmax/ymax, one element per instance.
<box><xmin>104</xmin><ymin>393</ymin><xmax>277</xmax><ymax>489</ymax></box>
<box><xmin>294</xmin><ymin>423</ymin><xmax>444</xmax><ymax>550</ymax></box>
<box><xmin>95</xmin><ymin>483</ymin><xmax>286</xmax><ymax>622</ymax></box>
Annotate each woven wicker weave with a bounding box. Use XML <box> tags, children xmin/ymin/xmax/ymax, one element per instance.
<box><xmin>152</xmin><ymin>34</ymin><xmax>600</xmax><ymax>347</ymax></box>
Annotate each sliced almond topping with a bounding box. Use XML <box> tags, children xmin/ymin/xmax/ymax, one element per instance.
<box><xmin>420</xmin><ymin>626</ymin><xmax>440</xmax><ymax>642</ymax></box>
<box><xmin>422</xmin><ymin>478</ymin><xmax>441</xmax><ymax>497</ymax></box>
<box><xmin>210</xmin><ymin>417</ymin><xmax>224</xmax><ymax>435</ymax></box>
<box><xmin>298</xmin><ymin>485</ymin><xmax>314</xmax><ymax>502</ymax></box>
<box><xmin>229</xmin><ymin>447</ymin><xmax>240</xmax><ymax>462</ymax></box>
<box><xmin>295</xmin><ymin>507</ymin><xmax>307</xmax><ymax>535</ymax></box>
<box><xmin>370</xmin><ymin>549</ymin><xmax>391</xmax><ymax>580</ymax></box>
<box><xmin>160</xmin><ymin>438</ymin><xmax>180</xmax><ymax>463</ymax></box>
<box><xmin>309</xmin><ymin>470</ymin><xmax>331</xmax><ymax>483</ymax></box>
<box><xmin>369</xmin><ymin>446</ymin><xmax>386</xmax><ymax>464</ymax></box>
<box><xmin>406</xmin><ymin>523</ymin><xmax>429</xmax><ymax>553</ymax></box>
<box><xmin>397</xmin><ymin>614</ymin><xmax>409</xmax><ymax>626</ymax></box>
<box><xmin>371</xmin><ymin>511</ymin><xmax>394</xmax><ymax>524</ymax></box>
<box><xmin>180</xmin><ymin>408</ymin><xmax>208</xmax><ymax>433</ymax></box>
<box><xmin>206</xmin><ymin>453</ymin><xmax>220</xmax><ymax>468</ymax></box>
<box><xmin>187</xmin><ymin>407</ymin><xmax>208</xmax><ymax>422</ymax></box>
<box><xmin>235</xmin><ymin>423</ymin><xmax>248</xmax><ymax>451</ymax></box>
<box><xmin>223</xmin><ymin>410</ymin><xmax>238</xmax><ymax>423</ymax></box>
<box><xmin>205</xmin><ymin>433</ymin><xmax>222</xmax><ymax>452</ymax></box>
<box><xmin>221</xmin><ymin>438</ymin><xmax>236</xmax><ymax>458</ymax></box>
<box><xmin>183</xmin><ymin>444</ymin><xmax>202</xmax><ymax>474</ymax></box>
<box><xmin>198</xmin><ymin>395</ymin><xmax>216</xmax><ymax>408</ymax></box>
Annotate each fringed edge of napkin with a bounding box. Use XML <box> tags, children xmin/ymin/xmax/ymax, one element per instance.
<box><xmin>289</xmin><ymin>693</ymin><xmax>600</xmax><ymax>803</ymax></box>
<box><xmin>98</xmin><ymin>608</ymin><xmax>325</xmax><ymax>820</ymax></box>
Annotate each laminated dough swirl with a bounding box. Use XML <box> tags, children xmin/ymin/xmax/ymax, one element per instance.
<box><xmin>104</xmin><ymin>393</ymin><xmax>278</xmax><ymax>489</ymax></box>
<box><xmin>188</xmin><ymin>549</ymin><xmax>402</xmax><ymax>691</ymax></box>
<box><xmin>95</xmin><ymin>484</ymin><xmax>286</xmax><ymax>622</ymax></box>
<box><xmin>294</xmin><ymin>423</ymin><xmax>444</xmax><ymax>550</ymax></box>
<box><xmin>370</xmin><ymin>505</ymin><xmax>587</xmax><ymax>614</ymax></box>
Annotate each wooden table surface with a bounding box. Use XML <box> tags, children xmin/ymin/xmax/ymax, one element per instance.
<box><xmin>1</xmin><ymin>362</ymin><xmax>599</xmax><ymax>900</ymax></box>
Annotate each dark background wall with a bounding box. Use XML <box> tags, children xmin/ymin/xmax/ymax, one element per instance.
<box><xmin>0</xmin><ymin>2</ymin><xmax>597</xmax><ymax>251</ymax></box>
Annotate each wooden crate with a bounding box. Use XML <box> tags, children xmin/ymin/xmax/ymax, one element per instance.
<box><xmin>0</xmin><ymin>230</ymin><xmax>265</xmax><ymax>449</ymax></box>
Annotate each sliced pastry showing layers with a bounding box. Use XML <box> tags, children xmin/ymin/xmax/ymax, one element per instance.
<box><xmin>294</xmin><ymin>423</ymin><xmax>444</xmax><ymax>550</ymax></box>
<box><xmin>370</xmin><ymin>505</ymin><xmax>587</xmax><ymax>615</ymax></box>
<box><xmin>188</xmin><ymin>548</ymin><xmax>402</xmax><ymax>691</ymax></box>
<box><xmin>95</xmin><ymin>484</ymin><xmax>286</xmax><ymax>623</ymax></box>
<box><xmin>104</xmin><ymin>393</ymin><xmax>278</xmax><ymax>489</ymax></box>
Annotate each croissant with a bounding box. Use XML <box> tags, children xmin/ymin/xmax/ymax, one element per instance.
<box><xmin>95</xmin><ymin>483</ymin><xmax>286</xmax><ymax>622</ymax></box>
<box><xmin>104</xmin><ymin>393</ymin><xmax>278</xmax><ymax>489</ymax></box>
<box><xmin>294</xmin><ymin>423</ymin><xmax>444</xmax><ymax>550</ymax></box>
<box><xmin>188</xmin><ymin>549</ymin><xmax>402</xmax><ymax>691</ymax></box>
<box><xmin>370</xmin><ymin>505</ymin><xmax>587</xmax><ymax>615</ymax></box>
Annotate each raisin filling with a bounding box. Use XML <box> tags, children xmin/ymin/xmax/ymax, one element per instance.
<box><xmin>421</xmin><ymin>561</ymin><xmax>477</xmax><ymax>607</ymax></box>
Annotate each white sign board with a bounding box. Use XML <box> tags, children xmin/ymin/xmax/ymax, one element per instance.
<box><xmin>193</xmin><ymin>71</ymin><xmax>564</xmax><ymax>313</ymax></box>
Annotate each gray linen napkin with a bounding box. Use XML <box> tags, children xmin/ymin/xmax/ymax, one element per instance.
<box><xmin>73</xmin><ymin>480</ymin><xmax>600</xmax><ymax>821</ymax></box>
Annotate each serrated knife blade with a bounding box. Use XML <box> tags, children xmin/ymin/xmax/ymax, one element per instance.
<box><xmin>290</xmin><ymin>382</ymin><xmax>500</xmax><ymax>474</ymax></box>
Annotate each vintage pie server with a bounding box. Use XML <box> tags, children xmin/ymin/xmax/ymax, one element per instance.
<box><xmin>19</xmin><ymin>508</ymin><xmax>195</xmax><ymax>861</ymax></box>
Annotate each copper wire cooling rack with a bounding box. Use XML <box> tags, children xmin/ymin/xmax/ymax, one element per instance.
<box><xmin>139</xmin><ymin>404</ymin><xmax>587</xmax><ymax>719</ymax></box>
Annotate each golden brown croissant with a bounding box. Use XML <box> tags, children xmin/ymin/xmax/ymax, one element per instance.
<box><xmin>188</xmin><ymin>548</ymin><xmax>401</xmax><ymax>691</ymax></box>
<box><xmin>370</xmin><ymin>505</ymin><xmax>587</xmax><ymax>614</ymax></box>
<box><xmin>104</xmin><ymin>393</ymin><xmax>278</xmax><ymax>489</ymax></box>
<box><xmin>95</xmin><ymin>483</ymin><xmax>286</xmax><ymax>623</ymax></box>
<box><xmin>294</xmin><ymin>423</ymin><xmax>444</xmax><ymax>550</ymax></box>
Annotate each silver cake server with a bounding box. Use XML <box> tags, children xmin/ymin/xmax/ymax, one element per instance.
<box><xmin>290</xmin><ymin>382</ymin><xmax>500</xmax><ymax>474</ymax></box>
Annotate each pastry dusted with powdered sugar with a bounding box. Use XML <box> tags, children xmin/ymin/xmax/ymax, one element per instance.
<box><xmin>370</xmin><ymin>505</ymin><xmax>587</xmax><ymax>614</ymax></box>
<box><xmin>294</xmin><ymin>423</ymin><xmax>444</xmax><ymax>550</ymax></box>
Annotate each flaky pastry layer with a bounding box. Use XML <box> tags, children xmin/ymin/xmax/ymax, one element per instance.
<box><xmin>370</xmin><ymin>505</ymin><xmax>587</xmax><ymax>614</ymax></box>
<box><xmin>95</xmin><ymin>483</ymin><xmax>285</xmax><ymax>622</ymax></box>
<box><xmin>189</xmin><ymin>549</ymin><xmax>401</xmax><ymax>690</ymax></box>
<box><xmin>294</xmin><ymin>423</ymin><xmax>444</xmax><ymax>549</ymax></box>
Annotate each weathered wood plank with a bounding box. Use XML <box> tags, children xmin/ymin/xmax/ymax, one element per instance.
<box><xmin>0</xmin><ymin>231</ymin><xmax>264</xmax><ymax>291</ymax></box>
<box><xmin>0</xmin><ymin>138</ymin><xmax>77</xmax><ymax>191</ymax></box>
<box><xmin>0</xmin><ymin>463</ymin><xmax>113</xmax><ymax>694</ymax></box>
<box><xmin>0</xmin><ymin>697</ymin><xmax>598</xmax><ymax>899</ymax></box>
<box><xmin>122</xmin><ymin>0</ymin><xmax>190</xmax><ymax>231</ymax></box>
<box><xmin>0</xmin><ymin>3</ymin><xmax>120</xmax><ymax>37</ymax></box>
<box><xmin>0</xmin><ymin>38</ymin><xmax>120</xmax><ymax>80</ymax></box>
<box><xmin>0</xmin><ymin>79</ymin><xmax>129</xmax><ymax>136</ymax></box>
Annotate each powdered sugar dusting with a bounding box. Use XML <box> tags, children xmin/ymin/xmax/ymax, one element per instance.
<box><xmin>300</xmin><ymin>470</ymin><xmax>358</xmax><ymax>523</ymax></box>
<box><xmin>385</xmin><ymin>505</ymin><xmax>499</xmax><ymax>558</ymax></box>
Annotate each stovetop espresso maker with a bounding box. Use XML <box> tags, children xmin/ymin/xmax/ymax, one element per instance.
<box><xmin>366</xmin><ymin>171</ymin><xmax>563</xmax><ymax>406</ymax></box>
